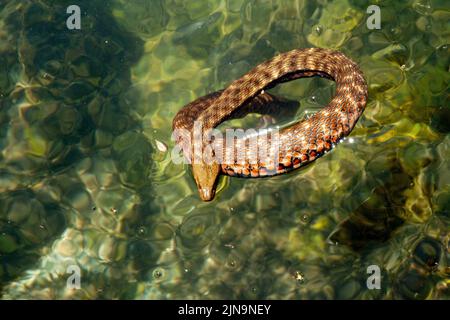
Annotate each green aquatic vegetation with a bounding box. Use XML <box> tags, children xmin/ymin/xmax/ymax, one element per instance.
<box><xmin>0</xmin><ymin>0</ymin><xmax>449</xmax><ymax>300</ymax></box>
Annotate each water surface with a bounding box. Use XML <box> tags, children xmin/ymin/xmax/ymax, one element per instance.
<box><xmin>0</xmin><ymin>0</ymin><xmax>449</xmax><ymax>299</ymax></box>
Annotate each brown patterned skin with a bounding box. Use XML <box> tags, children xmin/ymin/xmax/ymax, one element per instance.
<box><xmin>173</xmin><ymin>48</ymin><xmax>368</xmax><ymax>201</ymax></box>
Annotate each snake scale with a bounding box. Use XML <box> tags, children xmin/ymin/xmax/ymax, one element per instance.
<box><xmin>172</xmin><ymin>48</ymin><xmax>368</xmax><ymax>201</ymax></box>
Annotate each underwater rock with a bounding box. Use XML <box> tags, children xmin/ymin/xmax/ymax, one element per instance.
<box><xmin>98</xmin><ymin>235</ymin><xmax>127</xmax><ymax>263</ymax></box>
<box><xmin>413</xmin><ymin>237</ymin><xmax>442</xmax><ymax>269</ymax></box>
<box><xmin>0</xmin><ymin>233</ymin><xmax>19</xmax><ymax>254</ymax></box>
<box><xmin>177</xmin><ymin>212</ymin><xmax>219</xmax><ymax>251</ymax></box>
<box><xmin>361</xmin><ymin>58</ymin><xmax>404</xmax><ymax>94</ymax></box>
<box><xmin>226</xmin><ymin>0</ymin><xmax>242</xmax><ymax>13</ymax></box>
<box><xmin>0</xmin><ymin>0</ymin><xmax>449</xmax><ymax>300</ymax></box>
<box><xmin>431</xmin><ymin>106</ymin><xmax>450</xmax><ymax>133</ymax></box>
<box><xmin>149</xmin><ymin>222</ymin><xmax>174</xmax><ymax>241</ymax></box>
<box><xmin>395</xmin><ymin>268</ymin><xmax>432</xmax><ymax>299</ymax></box>
<box><xmin>400</xmin><ymin>141</ymin><xmax>433</xmax><ymax>176</ymax></box>
<box><xmin>155</xmin><ymin>139</ymin><xmax>168</xmax><ymax>153</ymax></box>
<box><xmin>336</xmin><ymin>279</ymin><xmax>362</xmax><ymax>300</ymax></box>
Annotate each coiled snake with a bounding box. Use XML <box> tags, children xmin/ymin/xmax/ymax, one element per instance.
<box><xmin>173</xmin><ymin>48</ymin><xmax>368</xmax><ymax>201</ymax></box>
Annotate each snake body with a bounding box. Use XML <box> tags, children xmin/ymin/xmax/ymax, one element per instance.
<box><xmin>173</xmin><ymin>48</ymin><xmax>368</xmax><ymax>201</ymax></box>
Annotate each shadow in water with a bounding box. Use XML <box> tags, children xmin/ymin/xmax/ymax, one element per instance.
<box><xmin>0</xmin><ymin>0</ymin><xmax>145</xmax><ymax>293</ymax></box>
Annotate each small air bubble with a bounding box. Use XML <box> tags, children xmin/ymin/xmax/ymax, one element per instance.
<box><xmin>315</xmin><ymin>25</ymin><xmax>323</xmax><ymax>35</ymax></box>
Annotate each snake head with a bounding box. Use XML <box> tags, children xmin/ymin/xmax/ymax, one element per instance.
<box><xmin>192</xmin><ymin>162</ymin><xmax>221</xmax><ymax>201</ymax></box>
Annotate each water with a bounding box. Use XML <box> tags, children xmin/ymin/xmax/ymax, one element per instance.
<box><xmin>0</xmin><ymin>0</ymin><xmax>448</xmax><ymax>299</ymax></box>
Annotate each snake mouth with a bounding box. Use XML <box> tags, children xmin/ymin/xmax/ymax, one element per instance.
<box><xmin>192</xmin><ymin>162</ymin><xmax>221</xmax><ymax>201</ymax></box>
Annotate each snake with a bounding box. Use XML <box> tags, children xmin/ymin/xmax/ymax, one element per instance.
<box><xmin>172</xmin><ymin>48</ymin><xmax>368</xmax><ymax>201</ymax></box>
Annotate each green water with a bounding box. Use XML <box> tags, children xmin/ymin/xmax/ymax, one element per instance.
<box><xmin>0</xmin><ymin>0</ymin><xmax>448</xmax><ymax>299</ymax></box>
